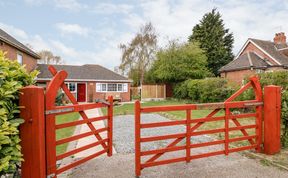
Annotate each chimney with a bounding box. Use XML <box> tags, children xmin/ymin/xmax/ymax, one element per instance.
<box><xmin>273</xmin><ymin>32</ymin><xmax>286</xmax><ymax>44</ymax></box>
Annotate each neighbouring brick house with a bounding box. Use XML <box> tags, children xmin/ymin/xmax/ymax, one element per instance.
<box><xmin>0</xmin><ymin>28</ymin><xmax>40</xmax><ymax>71</ymax></box>
<box><xmin>219</xmin><ymin>32</ymin><xmax>288</xmax><ymax>84</ymax></box>
<box><xmin>37</xmin><ymin>64</ymin><xmax>131</xmax><ymax>102</ymax></box>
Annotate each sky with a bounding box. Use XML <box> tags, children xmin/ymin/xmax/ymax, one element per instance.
<box><xmin>1</xmin><ymin>0</ymin><xmax>288</xmax><ymax>70</ymax></box>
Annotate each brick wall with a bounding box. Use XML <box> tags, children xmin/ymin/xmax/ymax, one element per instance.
<box><xmin>0</xmin><ymin>43</ymin><xmax>37</xmax><ymax>72</ymax></box>
<box><xmin>220</xmin><ymin>69</ymin><xmax>256</xmax><ymax>85</ymax></box>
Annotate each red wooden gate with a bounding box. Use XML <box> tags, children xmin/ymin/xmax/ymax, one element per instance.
<box><xmin>45</xmin><ymin>66</ymin><xmax>113</xmax><ymax>177</ymax></box>
<box><xmin>135</xmin><ymin>76</ymin><xmax>265</xmax><ymax>177</ymax></box>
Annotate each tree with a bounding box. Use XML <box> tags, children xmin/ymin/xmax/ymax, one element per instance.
<box><xmin>146</xmin><ymin>41</ymin><xmax>212</xmax><ymax>84</ymax></box>
<box><xmin>119</xmin><ymin>22</ymin><xmax>157</xmax><ymax>86</ymax></box>
<box><xmin>188</xmin><ymin>8</ymin><xmax>234</xmax><ymax>76</ymax></box>
<box><xmin>37</xmin><ymin>50</ymin><xmax>64</xmax><ymax>64</ymax></box>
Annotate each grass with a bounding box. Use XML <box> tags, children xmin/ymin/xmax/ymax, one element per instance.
<box><xmin>56</xmin><ymin>112</ymin><xmax>80</xmax><ymax>155</ymax></box>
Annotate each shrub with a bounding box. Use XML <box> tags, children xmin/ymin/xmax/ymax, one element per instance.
<box><xmin>174</xmin><ymin>78</ymin><xmax>237</xmax><ymax>103</ymax></box>
<box><xmin>241</xmin><ymin>71</ymin><xmax>288</xmax><ymax>147</ymax></box>
<box><xmin>0</xmin><ymin>51</ymin><xmax>38</xmax><ymax>175</ymax></box>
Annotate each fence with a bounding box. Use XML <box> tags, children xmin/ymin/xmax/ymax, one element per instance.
<box><xmin>141</xmin><ymin>84</ymin><xmax>166</xmax><ymax>100</ymax></box>
<box><xmin>134</xmin><ymin>77</ymin><xmax>281</xmax><ymax>177</ymax></box>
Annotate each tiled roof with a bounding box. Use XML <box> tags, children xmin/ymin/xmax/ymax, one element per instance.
<box><xmin>219</xmin><ymin>52</ymin><xmax>269</xmax><ymax>72</ymax></box>
<box><xmin>250</xmin><ymin>38</ymin><xmax>288</xmax><ymax>65</ymax></box>
<box><xmin>0</xmin><ymin>28</ymin><xmax>40</xmax><ymax>59</ymax></box>
<box><xmin>37</xmin><ymin>64</ymin><xmax>130</xmax><ymax>82</ymax></box>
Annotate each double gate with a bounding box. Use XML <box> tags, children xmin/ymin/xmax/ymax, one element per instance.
<box><xmin>20</xmin><ymin>67</ymin><xmax>281</xmax><ymax>178</ymax></box>
<box><xmin>134</xmin><ymin>76</ymin><xmax>267</xmax><ymax>177</ymax></box>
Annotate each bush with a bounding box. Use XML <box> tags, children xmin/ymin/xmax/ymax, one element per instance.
<box><xmin>174</xmin><ymin>78</ymin><xmax>237</xmax><ymax>103</ymax></box>
<box><xmin>241</xmin><ymin>71</ymin><xmax>288</xmax><ymax>147</ymax></box>
<box><xmin>0</xmin><ymin>51</ymin><xmax>38</xmax><ymax>175</ymax></box>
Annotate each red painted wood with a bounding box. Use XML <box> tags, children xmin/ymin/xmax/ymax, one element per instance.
<box><xmin>56</xmin><ymin>128</ymin><xmax>108</xmax><ymax>145</ymax></box>
<box><xmin>135</xmin><ymin>100</ymin><xmax>141</xmax><ymax>177</ymax></box>
<box><xmin>56</xmin><ymin>116</ymin><xmax>108</xmax><ymax>129</ymax></box>
<box><xmin>264</xmin><ymin>85</ymin><xmax>281</xmax><ymax>154</ymax></box>
<box><xmin>107</xmin><ymin>96</ymin><xmax>113</xmax><ymax>156</ymax></box>
<box><xmin>135</xmin><ymin>76</ymin><xmax>265</xmax><ymax>176</ymax></box>
<box><xmin>56</xmin><ymin>139</ymin><xmax>109</xmax><ymax>160</ymax></box>
<box><xmin>77</xmin><ymin>83</ymin><xmax>86</xmax><ymax>102</ymax></box>
<box><xmin>19</xmin><ymin>86</ymin><xmax>46</xmax><ymax>178</ymax></box>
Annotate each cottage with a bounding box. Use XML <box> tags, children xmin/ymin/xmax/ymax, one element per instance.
<box><xmin>37</xmin><ymin>64</ymin><xmax>131</xmax><ymax>102</ymax></box>
<box><xmin>219</xmin><ymin>32</ymin><xmax>288</xmax><ymax>84</ymax></box>
<box><xmin>0</xmin><ymin>28</ymin><xmax>40</xmax><ymax>71</ymax></box>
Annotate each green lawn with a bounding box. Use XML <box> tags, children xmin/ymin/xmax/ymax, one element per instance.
<box><xmin>56</xmin><ymin>112</ymin><xmax>80</xmax><ymax>155</ymax></box>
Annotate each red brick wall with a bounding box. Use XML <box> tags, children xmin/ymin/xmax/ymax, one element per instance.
<box><xmin>0</xmin><ymin>43</ymin><xmax>37</xmax><ymax>72</ymax></box>
<box><xmin>220</xmin><ymin>69</ymin><xmax>256</xmax><ymax>85</ymax></box>
<box><xmin>241</xmin><ymin>42</ymin><xmax>278</xmax><ymax>65</ymax></box>
<box><xmin>88</xmin><ymin>82</ymin><xmax>131</xmax><ymax>102</ymax></box>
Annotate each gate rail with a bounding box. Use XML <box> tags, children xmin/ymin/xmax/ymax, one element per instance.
<box><xmin>134</xmin><ymin>76</ymin><xmax>277</xmax><ymax>177</ymax></box>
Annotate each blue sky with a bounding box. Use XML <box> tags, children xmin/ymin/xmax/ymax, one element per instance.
<box><xmin>0</xmin><ymin>0</ymin><xmax>288</xmax><ymax>69</ymax></box>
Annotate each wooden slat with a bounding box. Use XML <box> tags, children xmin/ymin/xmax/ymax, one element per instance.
<box><xmin>190</xmin><ymin>140</ymin><xmax>225</xmax><ymax>148</ymax></box>
<box><xmin>191</xmin><ymin>128</ymin><xmax>225</xmax><ymax>136</ymax></box>
<box><xmin>141</xmin><ymin>120</ymin><xmax>186</xmax><ymax>128</ymax></box>
<box><xmin>229</xmin><ymin>135</ymin><xmax>257</xmax><ymax>143</ymax></box>
<box><xmin>56</xmin><ymin>116</ymin><xmax>108</xmax><ymax>129</ymax></box>
<box><xmin>190</xmin><ymin>150</ymin><xmax>225</xmax><ymax>160</ymax></box>
<box><xmin>140</xmin><ymin>133</ymin><xmax>186</xmax><ymax>142</ymax></box>
<box><xmin>56</xmin><ymin>128</ymin><xmax>107</xmax><ymax>145</ymax></box>
<box><xmin>229</xmin><ymin>125</ymin><xmax>257</xmax><ymax>131</ymax></box>
<box><xmin>141</xmin><ymin>146</ymin><xmax>186</xmax><ymax>156</ymax></box>
<box><xmin>56</xmin><ymin>139</ymin><xmax>108</xmax><ymax>160</ymax></box>
<box><xmin>229</xmin><ymin>144</ymin><xmax>257</xmax><ymax>153</ymax></box>
<box><xmin>142</xmin><ymin>157</ymin><xmax>186</xmax><ymax>168</ymax></box>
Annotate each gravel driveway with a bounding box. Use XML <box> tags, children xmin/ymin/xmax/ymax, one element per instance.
<box><xmin>112</xmin><ymin>114</ymin><xmax>212</xmax><ymax>154</ymax></box>
<box><xmin>69</xmin><ymin>113</ymin><xmax>288</xmax><ymax>178</ymax></box>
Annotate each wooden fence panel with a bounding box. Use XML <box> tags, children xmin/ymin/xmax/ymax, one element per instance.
<box><xmin>141</xmin><ymin>84</ymin><xmax>166</xmax><ymax>99</ymax></box>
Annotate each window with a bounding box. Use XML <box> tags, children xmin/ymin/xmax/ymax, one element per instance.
<box><xmin>117</xmin><ymin>84</ymin><xmax>123</xmax><ymax>91</ymax></box>
<box><xmin>101</xmin><ymin>83</ymin><xmax>107</xmax><ymax>91</ymax></box>
<box><xmin>65</xmin><ymin>83</ymin><xmax>76</xmax><ymax>92</ymax></box>
<box><xmin>108</xmin><ymin>84</ymin><xmax>117</xmax><ymax>91</ymax></box>
<box><xmin>96</xmin><ymin>83</ymin><xmax>128</xmax><ymax>92</ymax></box>
<box><xmin>17</xmin><ymin>53</ymin><xmax>23</xmax><ymax>65</ymax></box>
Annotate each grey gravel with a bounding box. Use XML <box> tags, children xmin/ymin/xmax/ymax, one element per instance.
<box><xmin>112</xmin><ymin>114</ymin><xmax>212</xmax><ymax>154</ymax></box>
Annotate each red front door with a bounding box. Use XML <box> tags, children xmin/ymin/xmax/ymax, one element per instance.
<box><xmin>77</xmin><ymin>83</ymin><xmax>86</xmax><ymax>102</ymax></box>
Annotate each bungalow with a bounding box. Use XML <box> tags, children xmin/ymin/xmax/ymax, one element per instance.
<box><xmin>219</xmin><ymin>32</ymin><xmax>288</xmax><ymax>84</ymax></box>
<box><xmin>37</xmin><ymin>64</ymin><xmax>131</xmax><ymax>102</ymax></box>
<box><xmin>0</xmin><ymin>28</ymin><xmax>40</xmax><ymax>71</ymax></box>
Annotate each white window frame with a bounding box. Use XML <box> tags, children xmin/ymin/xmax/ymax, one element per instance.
<box><xmin>65</xmin><ymin>82</ymin><xmax>77</xmax><ymax>93</ymax></box>
<box><xmin>96</xmin><ymin>83</ymin><xmax>128</xmax><ymax>92</ymax></box>
<box><xmin>17</xmin><ymin>53</ymin><xmax>23</xmax><ymax>65</ymax></box>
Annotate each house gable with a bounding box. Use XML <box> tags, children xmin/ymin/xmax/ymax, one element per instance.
<box><xmin>236</xmin><ymin>39</ymin><xmax>281</xmax><ymax>65</ymax></box>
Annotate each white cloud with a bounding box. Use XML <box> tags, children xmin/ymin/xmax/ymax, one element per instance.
<box><xmin>54</xmin><ymin>0</ymin><xmax>87</xmax><ymax>11</ymax></box>
<box><xmin>0</xmin><ymin>23</ymin><xmax>29</xmax><ymax>40</ymax></box>
<box><xmin>24</xmin><ymin>0</ymin><xmax>46</xmax><ymax>5</ymax></box>
<box><xmin>92</xmin><ymin>3</ymin><xmax>133</xmax><ymax>14</ymax></box>
<box><xmin>55</xmin><ymin>23</ymin><xmax>90</xmax><ymax>36</ymax></box>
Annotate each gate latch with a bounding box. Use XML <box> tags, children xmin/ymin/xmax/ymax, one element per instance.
<box><xmin>95</xmin><ymin>99</ymin><xmax>110</xmax><ymax>105</ymax></box>
<box><xmin>45</xmin><ymin>107</ymin><xmax>74</xmax><ymax>115</ymax></box>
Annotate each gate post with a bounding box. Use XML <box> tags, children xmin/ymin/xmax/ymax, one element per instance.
<box><xmin>135</xmin><ymin>100</ymin><xmax>141</xmax><ymax>177</ymax></box>
<box><xmin>263</xmin><ymin>85</ymin><xmax>281</xmax><ymax>155</ymax></box>
<box><xmin>107</xmin><ymin>96</ymin><xmax>113</xmax><ymax>157</ymax></box>
<box><xmin>19</xmin><ymin>86</ymin><xmax>46</xmax><ymax>178</ymax></box>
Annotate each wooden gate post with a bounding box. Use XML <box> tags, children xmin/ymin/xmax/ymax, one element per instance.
<box><xmin>19</xmin><ymin>86</ymin><xmax>46</xmax><ymax>178</ymax></box>
<box><xmin>263</xmin><ymin>85</ymin><xmax>281</xmax><ymax>155</ymax></box>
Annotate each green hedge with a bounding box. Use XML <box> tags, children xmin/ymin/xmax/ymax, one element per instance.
<box><xmin>173</xmin><ymin>78</ymin><xmax>237</xmax><ymax>103</ymax></box>
<box><xmin>241</xmin><ymin>71</ymin><xmax>288</xmax><ymax>147</ymax></box>
<box><xmin>0</xmin><ymin>51</ymin><xmax>38</xmax><ymax>175</ymax></box>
